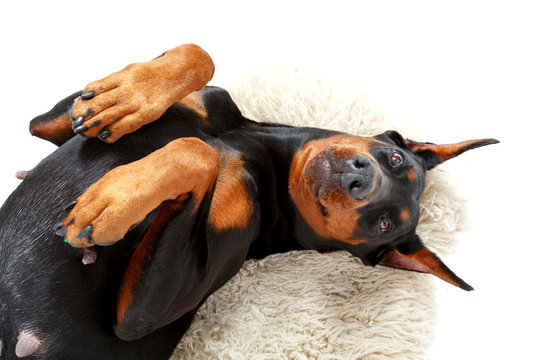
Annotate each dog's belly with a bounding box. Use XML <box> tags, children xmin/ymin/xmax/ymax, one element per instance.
<box><xmin>0</xmin><ymin>118</ymin><xmax>202</xmax><ymax>359</ymax></box>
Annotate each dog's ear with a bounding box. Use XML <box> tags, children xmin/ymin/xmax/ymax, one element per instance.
<box><xmin>377</xmin><ymin>130</ymin><xmax>499</xmax><ymax>170</ymax></box>
<box><xmin>29</xmin><ymin>91</ymin><xmax>81</xmax><ymax>146</ymax></box>
<box><xmin>378</xmin><ymin>233</ymin><xmax>473</xmax><ymax>291</ymax></box>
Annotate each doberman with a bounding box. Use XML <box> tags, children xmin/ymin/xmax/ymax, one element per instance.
<box><xmin>0</xmin><ymin>44</ymin><xmax>498</xmax><ymax>359</ymax></box>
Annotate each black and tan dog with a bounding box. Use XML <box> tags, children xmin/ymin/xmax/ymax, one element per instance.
<box><xmin>0</xmin><ymin>44</ymin><xmax>497</xmax><ymax>359</ymax></box>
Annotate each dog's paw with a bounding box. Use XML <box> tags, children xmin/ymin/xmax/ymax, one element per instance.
<box><xmin>70</xmin><ymin>62</ymin><xmax>173</xmax><ymax>143</ymax></box>
<box><xmin>55</xmin><ymin>165</ymin><xmax>162</xmax><ymax>247</ymax></box>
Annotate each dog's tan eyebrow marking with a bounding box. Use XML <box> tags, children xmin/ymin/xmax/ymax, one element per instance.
<box><xmin>407</xmin><ymin>167</ymin><xmax>417</xmax><ymax>182</ymax></box>
<box><xmin>400</xmin><ymin>208</ymin><xmax>411</xmax><ymax>222</ymax></box>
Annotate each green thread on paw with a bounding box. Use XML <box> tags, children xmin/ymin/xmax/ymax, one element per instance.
<box><xmin>63</xmin><ymin>238</ymin><xmax>68</xmax><ymax>243</ymax></box>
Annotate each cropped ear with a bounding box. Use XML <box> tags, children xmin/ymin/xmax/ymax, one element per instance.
<box><xmin>378</xmin><ymin>234</ymin><xmax>473</xmax><ymax>291</ymax></box>
<box><xmin>29</xmin><ymin>90</ymin><xmax>81</xmax><ymax>146</ymax></box>
<box><xmin>404</xmin><ymin>137</ymin><xmax>499</xmax><ymax>170</ymax></box>
<box><xmin>377</xmin><ymin>130</ymin><xmax>499</xmax><ymax>170</ymax></box>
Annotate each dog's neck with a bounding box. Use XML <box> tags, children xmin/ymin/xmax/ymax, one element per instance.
<box><xmin>244</xmin><ymin>123</ymin><xmax>343</xmax><ymax>259</ymax></box>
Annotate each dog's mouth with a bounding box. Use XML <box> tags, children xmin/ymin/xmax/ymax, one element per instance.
<box><xmin>304</xmin><ymin>150</ymin><xmax>336</xmax><ymax>199</ymax></box>
<box><xmin>303</xmin><ymin>146</ymin><xmax>380</xmax><ymax>210</ymax></box>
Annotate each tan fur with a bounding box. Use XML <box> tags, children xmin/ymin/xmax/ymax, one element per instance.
<box><xmin>116</xmin><ymin>194</ymin><xmax>190</xmax><ymax>325</ymax></box>
<box><xmin>63</xmin><ymin>137</ymin><xmax>220</xmax><ymax>247</ymax></box>
<box><xmin>71</xmin><ymin>44</ymin><xmax>214</xmax><ymax>142</ymax></box>
<box><xmin>178</xmin><ymin>90</ymin><xmax>208</xmax><ymax>120</ymax></box>
<box><xmin>407</xmin><ymin>167</ymin><xmax>417</xmax><ymax>182</ymax></box>
<box><xmin>400</xmin><ymin>208</ymin><xmax>411</xmax><ymax>222</ymax></box>
<box><xmin>288</xmin><ymin>135</ymin><xmax>381</xmax><ymax>245</ymax></box>
<box><xmin>29</xmin><ymin>112</ymin><xmax>73</xmax><ymax>145</ymax></box>
<box><xmin>171</xmin><ymin>68</ymin><xmax>466</xmax><ymax>359</ymax></box>
<box><xmin>407</xmin><ymin>139</ymin><xmax>493</xmax><ymax>160</ymax></box>
<box><xmin>208</xmin><ymin>152</ymin><xmax>254</xmax><ymax>232</ymax></box>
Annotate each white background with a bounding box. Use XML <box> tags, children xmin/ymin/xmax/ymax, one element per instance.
<box><xmin>0</xmin><ymin>1</ymin><xmax>538</xmax><ymax>359</ymax></box>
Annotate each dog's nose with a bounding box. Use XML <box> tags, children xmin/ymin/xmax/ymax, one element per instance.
<box><xmin>340</xmin><ymin>156</ymin><xmax>376</xmax><ymax>200</ymax></box>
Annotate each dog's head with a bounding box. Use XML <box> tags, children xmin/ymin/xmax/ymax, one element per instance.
<box><xmin>289</xmin><ymin>130</ymin><xmax>498</xmax><ymax>290</ymax></box>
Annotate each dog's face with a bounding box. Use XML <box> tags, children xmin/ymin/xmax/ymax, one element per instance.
<box><xmin>289</xmin><ymin>130</ymin><xmax>498</xmax><ymax>290</ymax></box>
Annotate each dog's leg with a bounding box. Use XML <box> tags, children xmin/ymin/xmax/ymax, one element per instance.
<box><xmin>58</xmin><ymin>137</ymin><xmax>220</xmax><ymax>247</ymax></box>
<box><xmin>29</xmin><ymin>90</ymin><xmax>82</xmax><ymax>145</ymax></box>
<box><xmin>70</xmin><ymin>44</ymin><xmax>214</xmax><ymax>143</ymax></box>
<box><xmin>114</xmin><ymin>166</ymin><xmax>258</xmax><ymax>341</ymax></box>
<box><xmin>113</xmin><ymin>195</ymin><xmax>202</xmax><ymax>341</ymax></box>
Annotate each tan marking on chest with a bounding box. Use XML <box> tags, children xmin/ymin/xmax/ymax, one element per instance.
<box><xmin>208</xmin><ymin>153</ymin><xmax>254</xmax><ymax>232</ymax></box>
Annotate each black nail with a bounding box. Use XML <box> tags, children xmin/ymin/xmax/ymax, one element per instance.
<box><xmin>90</xmin><ymin>120</ymin><xmax>101</xmax><ymax>128</ymax></box>
<box><xmin>74</xmin><ymin>125</ymin><xmax>88</xmax><ymax>134</ymax></box>
<box><xmin>64</xmin><ymin>201</ymin><xmax>77</xmax><ymax>212</ymax></box>
<box><xmin>53</xmin><ymin>222</ymin><xmax>63</xmax><ymax>231</ymax></box>
<box><xmin>77</xmin><ymin>225</ymin><xmax>93</xmax><ymax>240</ymax></box>
<box><xmin>81</xmin><ymin>91</ymin><xmax>95</xmax><ymax>100</ymax></box>
<box><xmin>72</xmin><ymin>116</ymin><xmax>84</xmax><ymax>129</ymax></box>
<box><xmin>98</xmin><ymin>129</ymin><xmax>111</xmax><ymax>141</ymax></box>
<box><xmin>55</xmin><ymin>227</ymin><xmax>66</xmax><ymax>237</ymax></box>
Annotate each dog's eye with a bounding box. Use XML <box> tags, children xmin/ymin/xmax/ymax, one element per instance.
<box><xmin>390</xmin><ymin>151</ymin><xmax>403</xmax><ymax>167</ymax></box>
<box><xmin>378</xmin><ymin>216</ymin><xmax>392</xmax><ymax>233</ymax></box>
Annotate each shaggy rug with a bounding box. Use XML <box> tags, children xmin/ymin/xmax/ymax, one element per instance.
<box><xmin>171</xmin><ymin>69</ymin><xmax>466</xmax><ymax>360</ymax></box>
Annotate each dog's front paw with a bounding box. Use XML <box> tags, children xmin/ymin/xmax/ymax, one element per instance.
<box><xmin>55</xmin><ymin>165</ymin><xmax>160</xmax><ymax>247</ymax></box>
<box><xmin>69</xmin><ymin>44</ymin><xmax>214</xmax><ymax>143</ymax></box>
<box><xmin>70</xmin><ymin>63</ymin><xmax>172</xmax><ymax>143</ymax></box>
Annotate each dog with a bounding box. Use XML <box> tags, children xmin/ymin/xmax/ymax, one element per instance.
<box><xmin>0</xmin><ymin>44</ymin><xmax>498</xmax><ymax>359</ymax></box>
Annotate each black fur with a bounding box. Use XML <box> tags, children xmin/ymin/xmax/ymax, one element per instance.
<box><xmin>0</xmin><ymin>86</ymin><xmax>479</xmax><ymax>359</ymax></box>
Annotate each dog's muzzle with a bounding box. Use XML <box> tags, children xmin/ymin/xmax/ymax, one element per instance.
<box><xmin>339</xmin><ymin>156</ymin><xmax>376</xmax><ymax>200</ymax></box>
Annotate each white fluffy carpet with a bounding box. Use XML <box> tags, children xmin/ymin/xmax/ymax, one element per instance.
<box><xmin>171</xmin><ymin>69</ymin><xmax>466</xmax><ymax>359</ymax></box>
